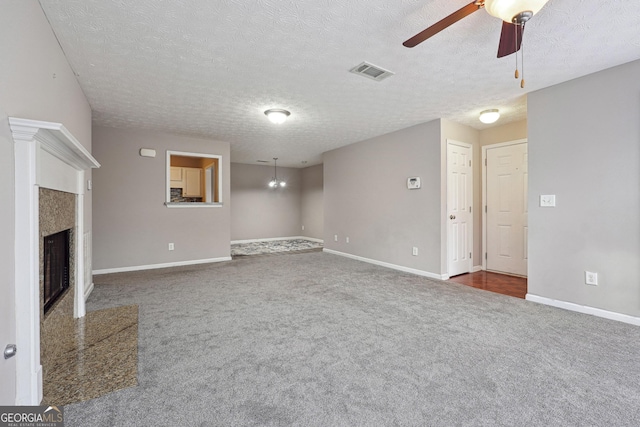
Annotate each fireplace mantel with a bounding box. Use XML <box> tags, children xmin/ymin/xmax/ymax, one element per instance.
<box><xmin>10</xmin><ymin>117</ymin><xmax>100</xmax><ymax>405</ymax></box>
<box><xmin>10</xmin><ymin>118</ymin><xmax>97</xmax><ymax>168</ymax></box>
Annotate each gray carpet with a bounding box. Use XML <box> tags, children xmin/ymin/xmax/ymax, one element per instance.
<box><xmin>71</xmin><ymin>252</ymin><xmax>640</xmax><ymax>426</ymax></box>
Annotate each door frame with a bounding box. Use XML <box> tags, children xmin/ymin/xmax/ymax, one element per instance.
<box><xmin>481</xmin><ymin>138</ymin><xmax>528</xmax><ymax>271</ymax></box>
<box><xmin>446</xmin><ymin>139</ymin><xmax>473</xmax><ymax>278</ymax></box>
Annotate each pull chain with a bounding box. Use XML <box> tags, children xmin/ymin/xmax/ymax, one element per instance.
<box><xmin>520</xmin><ymin>23</ymin><xmax>525</xmax><ymax>88</ymax></box>
<box><xmin>514</xmin><ymin>23</ymin><xmax>519</xmax><ymax>80</ymax></box>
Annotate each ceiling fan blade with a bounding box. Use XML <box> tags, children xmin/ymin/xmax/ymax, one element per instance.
<box><xmin>403</xmin><ymin>1</ymin><xmax>482</xmax><ymax>48</ymax></box>
<box><xmin>497</xmin><ymin>21</ymin><xmax>524</xmax><ymax>58</ymax></box>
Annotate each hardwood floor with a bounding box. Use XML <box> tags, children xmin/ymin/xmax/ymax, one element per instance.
<box><xmin>448</xmin><ymin>271</ymin><xmax>527</xmax><ymax>299</ymax></box>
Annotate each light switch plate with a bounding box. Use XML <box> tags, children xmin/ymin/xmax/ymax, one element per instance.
<box><xmin>540</xmin><ymin>195</ymin><xmax>556</xmax><ymax>207</ymax></box>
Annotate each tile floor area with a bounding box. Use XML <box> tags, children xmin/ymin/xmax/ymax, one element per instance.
<box><xmin>231</xmin><ymin>239</ymin><xmax>323</xmax><ymax>257</ymax></box>
<box><xmin>42</xmin><ymin>305</ymin><xmax>139</xmax><ymax>406</ymax></box>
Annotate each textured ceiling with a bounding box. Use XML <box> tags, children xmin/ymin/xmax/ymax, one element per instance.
<box><xmin>39</xmin><ymin>0</ymin><xmax>640</xmax><ymax>167</ymax></box>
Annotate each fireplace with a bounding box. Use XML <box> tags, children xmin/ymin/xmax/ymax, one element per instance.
<box><xmin>43</xmin><ymin>229</ymin><xmax>71</xmax><ymax>315</ymax></box>
<box><xmin>10</xmin><ymin>117</ymin><xmax>100</xmax><ymax>404</ymax></box>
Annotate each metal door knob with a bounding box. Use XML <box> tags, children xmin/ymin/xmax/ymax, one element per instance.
<box><xmin>449</xmin><ymin>215</ymin><xmax>456</xmax><ymax>220</ymax></box>
<box><xmin>4</xmin><ymin>344</ymin><xmax>16</xmax><ymax>359</ymax></box>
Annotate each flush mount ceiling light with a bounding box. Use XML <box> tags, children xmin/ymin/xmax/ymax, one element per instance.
<box><xmin>264</xmin><ymin>109</ymin><xmax>290</xmax><ymax>124</ymax></box>
<box><xmin>268</xmin><ymin>158</ymin><xmax>286</xmax><ymax>188</ymax></box>
<box><xmin>479</xmin><ymin>109</ymin><xmax>500</xmax><ymax>124</ymax></box>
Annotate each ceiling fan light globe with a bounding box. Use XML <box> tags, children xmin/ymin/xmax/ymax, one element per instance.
<box><xmin>280</xmin><ymin>181</ymin><xmax>286</xmax><ymax>187</ymax></box>
<box><xmin>484</xmin><ymin>0</ymin><xmax>549</xmax><ymax>23</ymax></box>
<box><xmin>269</xmin><ymin>180</ymin><xmax>277</xmax><ymax>187</ymax></box>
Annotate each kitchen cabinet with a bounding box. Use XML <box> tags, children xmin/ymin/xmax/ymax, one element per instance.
<box><xmin>170</xmin><ymin>166</ymin><xmax>182</xmax><ymax>181</ymax></box>
<box><xmin>183</xmin><ymin>167</ymin><xmax>202</xmax><ymax>197</ymax></box>
<box><xmin>170</xmin><ymin>167</ymin><xmax>183</xmax><ymax>188</ymax></box>
<box><xmin>170</xmin><ymin>166</ymin><xmax>203</xmax><ymax>198</ymax></box>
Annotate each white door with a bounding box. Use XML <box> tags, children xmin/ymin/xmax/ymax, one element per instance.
<box><xmin>486</xmin><ymin>142</ymin><xmax>528</xmax><ymax>276</ymax></box>
<box><xmin>0</xmin><ymin>278</ymin><xmax>16</xmax><ymax>404</ymax></box>
<box><xmin>447</xmin><ymin>140</ymin><xmax>473</xmax><ymax>277</ymax></box>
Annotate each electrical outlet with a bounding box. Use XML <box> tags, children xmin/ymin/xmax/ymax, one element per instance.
<box><xmin>334</xmin><ymin>235</ymin><xmax>338</xmax><ymax>242</ymax></box>
<box><xmin>168</xmin><ymin>243</ymin><xmax>175</xmax><ymax>251</ymax></box>
<box><xmin>346</xmin><ymin>237</ymin><xmax>349</xmax><ymax>243</ymax></box>
<box><xmin>412</xmin><ymin>247</ymin><xmax>418</xmax><ymax>256</ymax></box>
<box><xmin>585</xmin><ymin>271</ymin><xmax>598</xmax><ymax>285</ymax></box>
<box><xmin>302</xmin><ymin>225</ymin><xmax>305</xmax><ymax>231</ymax></box>
<box><xmin>540</xmin><ymin>195</ymin><xmax>556</xmax><ymax>207</ymax></box>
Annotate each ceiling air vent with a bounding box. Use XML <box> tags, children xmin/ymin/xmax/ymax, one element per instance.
<box><xmin>349</xmin><ymin>62</ymin><xmax>394</xmax><ymax>82</ymax></box>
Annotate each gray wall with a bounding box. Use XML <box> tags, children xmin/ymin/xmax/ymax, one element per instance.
<box><xmin>92</xmin><ymin>126</ymin><xmax>230</xmax><ymax>270</ymax></box>
<box><xmin>0</xmin><ymin>1</ymin><xmax>92</xmax><ymax>403</ymax></box>
<box><xmin>301</xmin><ymin>164</ymin><xmax>324</xmax><ymax>240</ymax></box>
<box><xmin>230</xmin><ymin>163</ymin><xmax>302</xmax><ymax>241</ymax></box>
<box><xmin>323</xmin><ymin>120</ymin><xmax>443</xmax><ymax>276</ymax></box>
<box><xmin>528</xmin><ymin>59</ymin><xmax>640</xmax><ymax>317</ymax></box>
<box><xmin>0</xmin><ymin>2</ymin><xmax>92</xmax><ymax>143</ymax></box>
<box><xmin>323</xmin><ymin>117</ymin><xmax>527</xmax><ymax>278</ymax></box>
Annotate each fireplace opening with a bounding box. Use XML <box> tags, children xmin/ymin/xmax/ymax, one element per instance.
<box><xmin>43</xmin><ymin>228</ymin><xmax>71</xmax><ymax>315</ymax></box>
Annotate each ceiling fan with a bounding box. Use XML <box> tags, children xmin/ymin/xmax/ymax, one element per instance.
<box><xmin>403</xmin><ymin>0</ymin><xmax>550</xmax><ymax>86</ymax></box>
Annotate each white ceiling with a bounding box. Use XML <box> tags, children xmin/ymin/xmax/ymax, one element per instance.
<box><xmin>39</xmin><ymin>0</ymin><xmax>640</xmax><ymax>167</ymax></box>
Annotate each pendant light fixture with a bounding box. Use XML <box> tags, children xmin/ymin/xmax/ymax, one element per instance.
<box><xmin>268</xmin><ymin>158</ymin><xmax>286</xmax><ymax>188</ymax></box>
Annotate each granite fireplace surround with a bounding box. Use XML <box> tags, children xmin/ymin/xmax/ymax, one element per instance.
<box><xmin>40</xmin><ymin>188</ymin><xmax>77</xmax><ymax>373</ymax></box>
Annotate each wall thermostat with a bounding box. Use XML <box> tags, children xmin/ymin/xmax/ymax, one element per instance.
<box><xmin>407</xmin><ymin>177</ymin><xmax>421</xmax><ymax>189</ymax></box>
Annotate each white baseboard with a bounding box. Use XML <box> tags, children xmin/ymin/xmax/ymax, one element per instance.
<box><xmin>323</xmin><ymin>248</ymin><xmax>446</xmax><ymax>280</ymax></box>
<box><xmin>84</xmin><ymin>281</ymin><xmax>94</xmax><ymax>301</ymax></box>
<box><xmin>300</xmin><ymin>236</ymin><xmax>324</xmax><ymax>243</ymax></box>
<box><xmin>439</xmin><ymin>266</ymin><xmax>482</xmax><ymax>281</ymax></box>
<box><xmin>231</xmin><ymin>236</ymin><xmax>324</xmax><ymax>244</ymax></box>
<box><xmin>526</xmin><ymin>294</ymin><xmax>640</xmax><ymax>327</ymax></box>
<box><xmin>93</xmin><ymin>257</ymin><xmax>232</xmax><ymax>275</ymax></box>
